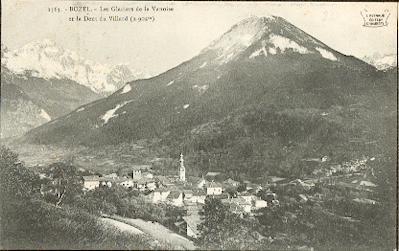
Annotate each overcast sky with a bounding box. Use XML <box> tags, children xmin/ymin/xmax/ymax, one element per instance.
<box><xmin>2</xmin><ymin>1</ymin><xmax>397</xmax><ymax>75</ymax></box>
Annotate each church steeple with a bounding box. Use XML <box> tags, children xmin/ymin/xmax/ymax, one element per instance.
<box><xmin>179</xmin><ymin>153</ymin><xmax>186</xmax><ymax>181</ymax></box>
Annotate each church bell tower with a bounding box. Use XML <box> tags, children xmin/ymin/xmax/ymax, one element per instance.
<box><xmin>179</xmin><ymin>153</ymin><xmax>186</xmax><ymax>182</ymax></box>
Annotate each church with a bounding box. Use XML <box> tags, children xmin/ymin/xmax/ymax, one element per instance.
<box><xmin>179</xmin><ymin>153</ymin><xmax>186</xmax><ymax>182</ymax></box>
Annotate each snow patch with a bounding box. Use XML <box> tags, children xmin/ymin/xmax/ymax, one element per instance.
<box><xmin>353</xmin><ymin>198</ymin><xmax>377</xmax><ymax>205</ymax></box>
<box><xmin>269</xmin><ymin>34</ymin><xmax>309</xmax><ymax>54</ymax></box>
<box><xmin>316</xmin><ymin>47</ymin><xmax>337</xmax><ymax>61</ymax></box>
<box><xmin>120</xmin><ymin>84</ymin><xmax>132</xmax><ymax>94</ymax></box>
<box><xmin>199</xmin><ymin>62</ymin><xmax>207</xmax><ymax>68</ymax></box>
<box><xmin>249</xmin><ymin>47</ymin><xmax>268</xmax><ymax>59</ymax></box>
<box><xmin>183</xmin><ymin>104</ymin><xmax>190</xmax><ymax>109</ymax></box>
<box><xmin>101</xmin><ymin>100</ymin><xmax>133</xmax><ymax>125</ymax></box>
<box><xmin>206</xmin><ymin>17</ymin><xmax>270</xmax><ymax>64</ymax></box>
<box><xmin>40</xmin><ymin>109</ymin><xmax>51</xmax><ymax>121</ymax></box>
<box><xmin>268</xmin><ymin>47</ymin><xmax>277</xmax><ymax>55</ymax></box>
<box><xmin>76</xmin><ymin>107</ymin><xmax>85</xmax><ymax>112</ymax></box>
<box><xmin>167</xmin><ymin>80</ymin><xmax>174</xmax><ymax>86</ymax></box>
<box><xmin>359</xmin><ymin>181</ymin><xmax>377</xmax><ymax>187</ymax></box>
<box><xmin>249</xmin><ymin>49</ymin><xmax>262</xmax><ymax>59</ymax></box>
<box><xmin>362</xmin><ymin>54</ymin><xmax>396</xmax><ymax>70</ymax></box>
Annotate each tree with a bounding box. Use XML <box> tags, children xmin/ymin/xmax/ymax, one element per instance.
<box><xmin>44</xmin><ymin>162</ymin><xmax>82</xmax><ymax>206</ymax></box>
<box><xmin>198</xmin><ymin>197</ymin><xmax>261</xmax><ymax>250</ymax></box>
<box><xmin>0</xmin><ymin>146</ymin><xmax>40</xmax><ymax>201</ymax></box>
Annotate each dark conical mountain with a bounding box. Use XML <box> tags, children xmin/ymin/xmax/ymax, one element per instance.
<box><xmin>23</xmin><ymin>16</ymin><xmax>395</xmax><ymax>169</ymax></box>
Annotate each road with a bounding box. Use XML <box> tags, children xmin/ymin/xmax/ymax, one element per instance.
<box><xmin>103</xmin><ymin>215</ymin><xmax>196</xmax><ymax>250</ymax></box>
<box><xmin>100</xmin><ymin>217</ymin><xmax>144</xmax><ymax>235</ymax></box>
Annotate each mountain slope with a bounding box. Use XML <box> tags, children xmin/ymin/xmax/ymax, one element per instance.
<box><xmin>1</xmin><ymin>64</ymin><xmax>101</xmax><ymax>138</ymax></box>
<box><xmin>1</xmin><ymin>75</ymin><xmax>46</xmax><ymax>138</ymax></box>
<box><xmin>3</xmin><ymin>39</ymin><xmax>149</xmax><ymax>95</ymax></box>
<box><xmin>23</xmin><ymin>16</ymin><xmax>395</xmax><ymax>173</ymax></box>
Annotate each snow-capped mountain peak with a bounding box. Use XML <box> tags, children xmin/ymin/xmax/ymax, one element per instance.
<box><xmin>202</xmin><ymin>16</ymin><xmax>337</xmax><ymax>65</ymax></box>
<box><xmin>3</xmin><ymin>39</ymin><xmax>147</xmax><ymax>95</ymax></box>
<box><xmin>362</xmin><ymin>53</ymin><xmax>397</xmax><ymax>71</ymax></box>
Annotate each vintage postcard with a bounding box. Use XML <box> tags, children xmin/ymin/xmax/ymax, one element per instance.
<box><xmin>1</xmin><ymin>1</ymin><xmax>397</xmax><ymax>250</ymax></box>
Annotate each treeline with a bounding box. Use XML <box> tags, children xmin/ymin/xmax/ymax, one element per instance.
<box><xmin>161</xmin><ymin>104</ymin><xmax>361</xmax><ymax>180</ymax></box>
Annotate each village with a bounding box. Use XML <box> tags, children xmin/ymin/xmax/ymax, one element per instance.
<box><xmin>78</xmin><ymin>153</ymin><xmax>379</xmax><ymax>239</ymax></box>
<box><xmin>80</xmin><ymin>154</ymin><xmax>272</xmax><ymax>238</ymax></box>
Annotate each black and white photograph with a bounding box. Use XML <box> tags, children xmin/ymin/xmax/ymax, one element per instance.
<box><xmin>0</xmin><ymin>1</ymin><xmax>398</xmax><ymax>250</ymax></box>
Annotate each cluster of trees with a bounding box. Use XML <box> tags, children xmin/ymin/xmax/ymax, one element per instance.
<box><xmin>197</xmin><ymin>197</ymin><xmax>267</xmax><ymax>250</ymax></box>
<box><xmin>74</xmin><ymin>185</ymin><xmax>186</xmax><ymax>231</ymax></box>
<box><xmin>0</xmin><ymin>147</ymin><xmax>167</xmax><ymax>249</ymax></box>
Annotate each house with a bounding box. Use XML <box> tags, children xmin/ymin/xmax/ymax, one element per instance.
<box><xmin>82</xmin><ymin>176</ymin><xmax>101</xmax><ymax>190</ymax></box>
<box><xmin>196</xmin><ymin>178</ymin><xmax>207</xmax><ymax>189</ymax></box>
<box><xmin>187</xmin><ymin>190</ymin><xmax>207</xmax><ymax>204</ymax></box>
<box><xmin>100</xmin><ymin>180</ymin><xmax>113</xmax><ymax>188</ymax></box>
<box><xmin>205</xmin><ymin>172</ymin><xmax>221</xmax><ymax>181</ymax></box>
<box><xmin>122</xmin><ymin>164</ymin><xmax>152</xmax><ymax>179</ymax></box>
<box><xmin>142</xmin><ymin>172</ymin><xmax>154</xmax><ymax>179</ymax></box>
<box><xmin>183</xmin><ymin>190</ymin><xmax>193</xmax><ymax>200</ymax></box>
<box><xmin>168</xmin><ymin>191</ymin><xmax>184</xmax><ymax>207</ymax></box>
<box><xmin>206</xmin><ymin>182</ymin><xmax>223</xmax><ymax>195</ymax></box>
<box><xmin>118</xmin><ymin>178</ymin><xmax>134</xmax><ymax>188</ymax></box>
<box><xmin>155</xmin><ymin>176</ymin><xmax>175</xmax><ymax>187</ymax></box>
<box><xmin>254</xmin><ymin>199</ymin><xmax>268</xmax><ymax>209</ymax></box>
<box><xmin>239</xmin><ymin>192</ymin><xmax>255</xmax><ymax>204</ymax></box>
<box><xmin>135</xmin><ymin>178</ymin><xmax>156</xmax><ymax>191</ymax></box>
<box><xmin>243</xmin><ymin>180</ymin><xmax>255</xmax><ymax>190</ymax></box>
<box><xmin>131</xmin><ymin>169</ymin><xmax>142</xmax><ymax>180</ymax></box>
<box><xmin>103</xmin><ymin>173</ymin><xmax>118</xmax><ymax>179</ymax></box>
<box><xmin>230</xmin><ymin>197</ymin><xmax>252</xmax><ymax>214</ymax></box>
<box><xmin>152</xmin><ymin>188</ymin><xmax>171</xmax><ymax>203</ymax></box>
<box><xmin>224</xmin><ymin>178</ymin><xmax>240</xmax><ymax>187</ymax></box>
<box><xmin>146</xmin><ymin>180</ymin><xmax>157</xmax><ymax>190</ymax></box>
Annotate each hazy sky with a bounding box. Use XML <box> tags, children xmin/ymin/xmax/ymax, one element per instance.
<box><xmin>2</xmin><ymin>1</ymin><xmax>397</xmax><ymax>75</ymax></box>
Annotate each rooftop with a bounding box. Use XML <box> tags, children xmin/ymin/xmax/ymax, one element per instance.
<box><xmin>168</xmin><ymin>190</ymin><xmax>182</xmax><ymax>199</ymax></box>
<box><xmin>82</xmin><ymin>175</ymin><xmax>101</xmax><ymax>181</ymax></box>
<box><xmin>207</xmin><ymin>182</ymin><xmax>223</xmax><ymax>188</ymax></box>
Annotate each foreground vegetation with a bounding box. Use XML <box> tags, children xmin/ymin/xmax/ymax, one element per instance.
<box><xmin>0</xmin><ymin>147</ymin><xmax>165</xmax><ymax>249</ymax></box>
